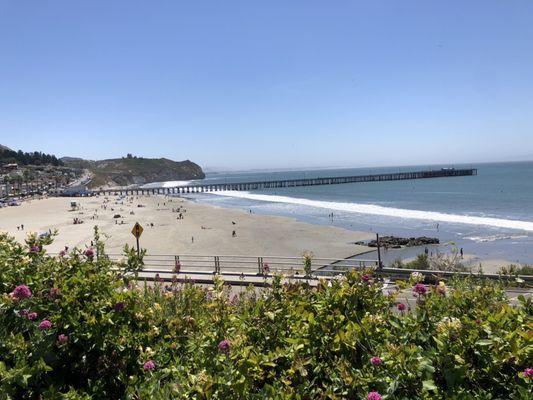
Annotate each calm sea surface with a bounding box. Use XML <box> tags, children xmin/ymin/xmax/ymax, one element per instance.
<box><xmin>149</xmin><ymin>162</ymin><xmax>533</xmax><ymax>264</ymax></box>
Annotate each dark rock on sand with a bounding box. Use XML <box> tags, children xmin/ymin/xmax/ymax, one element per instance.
<box><xmin>366</xmin><ymin>236</ymin><xmax>439</xmax><ymax>249</ymax></box>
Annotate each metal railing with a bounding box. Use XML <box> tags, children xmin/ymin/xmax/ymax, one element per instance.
<box><xmin>45</xmin><ymin>251</ymin><xmax>533</xmax><ymax>286</ymax></box>
<box><xmin>101</xmin><ymin>253</ymin><xmax>378</xmax><ymax>276</ymax></box>
<box><xmin>88</xmin><ymin>168</ymin><xmax>478</xmax><ymax>196</ymax></box>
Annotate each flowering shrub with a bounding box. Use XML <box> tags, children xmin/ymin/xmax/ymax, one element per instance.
<box><xmin>83</xmin><ymin>247</ymin><xmax>94</xmax><ymax>260</ymax></box>
<box><xmin>143</xmin><ymin>360</ymin><xmax>155</xmax><ymax>372</ymax></box>
<box><xmin>367</xmin><ymin>391</ymin><xmax>382</xmax><ymax>400</ymax></box>
<box><xmin>0</xmin><ymin>231</ymin><xmax>531</xmax><ymax>399</ymax></box>
<box><xmin>57</xmin><ymin>333</ymin><xmax>69</xmax><ymax>345</ymax></box>
<box><xmin>410</xmin><ymin>271</ymin><xmax>424</xmax><ymax>283</ymax></box>
<box><xmin>38</xmin><ymin>319</ymin><xmax>52</xmax><ymax>331</ymax></box>
<box><xmin>412</xmin><ymin>282</ymin><xmax>427</xmax><ymax>296</ymax></box>
<box><xmin>11</xmin><ymin>284</ymin><xmax>32</xmax><ymax>300</ymax></box>
<box><xmin>370</xmin><ymin>356</ymin><xmax>382</xmax><ymax>366</ymax></box>
<box><xmin>218</xmin><ymin>339</ymin><xmax>231</xmax><ymax>353</ymax></box>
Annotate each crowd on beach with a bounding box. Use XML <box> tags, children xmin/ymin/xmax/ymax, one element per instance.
<box><xmin>52</xmin><ymin>194</ymin><xmax>241</xmax><ymax>247</ymax></box>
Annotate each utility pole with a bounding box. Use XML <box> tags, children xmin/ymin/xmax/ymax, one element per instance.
<box><xmin>376</xmin><ymin>233</ymin><xmax>383</xmax><ymax>270</ymax></box>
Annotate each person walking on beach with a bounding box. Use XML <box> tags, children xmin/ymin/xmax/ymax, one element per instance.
<box><xmin>191</xmin><ymin>236</ymin><xmax>194</xmax><ymax>244</ymax></box>
<box><xmin>460</xmin><ymin>248</ymin><xmax>464</xmax><ymax>258</ymax></box>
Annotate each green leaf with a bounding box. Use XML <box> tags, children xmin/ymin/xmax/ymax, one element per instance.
<box><xmin>22</xmin><ymin>374</ymin><xmax>32</xmax><ymax>386</ymax></box>
<box><xmin>422</xmin><ymin>379</ymin><xmax>437</xmax><ymax>392</ymax></box>
<box><xmin>387</xmin><ymin>379</ymin><xmax>399</xmax><ymax>395</ymax></box>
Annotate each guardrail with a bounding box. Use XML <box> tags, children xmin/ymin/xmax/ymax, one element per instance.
<box><xmin>46</xmin><ymin>252</ymin><xmax>533</xmax><ymax>286</ymax></box>
<box><xmin>378</xmin><ymin>266</ymin><xmax>533</xmax><ymax>283</ymax></box>
<box><xmin>100</xmin><ymin>253</ymin><xmax>379</xmax><ymax>276</ymax></box>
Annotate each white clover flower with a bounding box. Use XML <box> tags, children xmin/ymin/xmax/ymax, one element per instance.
<box><xmin>410</xmin><ymin>271</ymin><xmax>424</xmax><ymax>282</ymax></box>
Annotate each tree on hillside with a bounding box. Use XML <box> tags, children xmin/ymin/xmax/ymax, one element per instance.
<box><xmin>0</xmin><ymin>148</ymin><xmax>63</xmax><ymax>166</ymax></box>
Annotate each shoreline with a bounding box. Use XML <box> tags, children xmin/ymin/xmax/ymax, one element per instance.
<box><xmin>0</xmin><ymin>194</ymin><xmax>526</xmax><ymax>274</ymax></box>
<box><xmin>0</xmin><ymin>195</ymin><xmax>374</xmax><ymax>261</ymax></box>
<box><xmin>192</xmin><ymin>192</ymin><xmax>533</xmax><ymax>272</ymax></box>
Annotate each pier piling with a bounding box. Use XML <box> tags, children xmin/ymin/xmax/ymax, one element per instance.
<box><xmin>88</xmin><ymin>168</ymin><xmax>477</xmax><ymax>197</ymax></box>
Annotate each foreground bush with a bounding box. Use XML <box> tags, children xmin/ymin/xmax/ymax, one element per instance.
<box><xmin>0</xmin><ymin>231</ymin><xmax>531</xmax><ymax>399</ymax></box>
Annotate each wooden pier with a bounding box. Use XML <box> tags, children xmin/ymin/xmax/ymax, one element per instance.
<box><xmin>88</xmin><ymin>168</ymin><xmax>477</xmax><ymax>196</ymax></box>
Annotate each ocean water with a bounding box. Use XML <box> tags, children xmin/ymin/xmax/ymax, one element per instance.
<box><xmin>159</xmin><ymin>162</ymin><xmax>533</xmax><ymax>264</ymax></box>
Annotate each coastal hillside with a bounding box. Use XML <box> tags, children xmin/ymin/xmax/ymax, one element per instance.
<box><xmin>0</xmin><ymin>144</ymin><xmax>63</xmax><ymax>166</ymax></box>
<box><xmin>62</xmin><ymin>155</ymin><xmax>205</xmax><ymax>188</ymax></box>
<box><xmin>1</xmin><ymin>145</ymin><xmax>204</xmax><ymax>191</ymax></box>
<box><xmin>58</xmin><ymin>156</ymin><xmax>93</xmax><ymax>170</ymax></box>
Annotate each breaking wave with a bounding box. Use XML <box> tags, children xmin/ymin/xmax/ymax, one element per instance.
<box><xmin>466</xmin><ymin>234</ymin><xmax>529</xmax><ymax>243</ymax></box>
<box><xmin>213</xmin><ymin>191</ymin><xmax>533</xmax><ymax>232</ymax></box>
<box><xmin>142</xmin><ymin>180</ymin><xmax>195</xmax><ymax>188</ymax></box>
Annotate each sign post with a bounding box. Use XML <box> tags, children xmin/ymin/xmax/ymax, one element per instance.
<box><xmin>131</xmin><ymin>222</ymin><xmax>144</xmax><ymax>256</ymax></box>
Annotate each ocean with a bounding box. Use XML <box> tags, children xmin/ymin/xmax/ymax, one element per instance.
<box><xmin>151</xmin><ymin>161</ymin><xmax>533</xmax><ymax>265</ymax></box>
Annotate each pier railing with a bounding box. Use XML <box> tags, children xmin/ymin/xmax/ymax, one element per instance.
<box><xmin>86</xmin><ymin>168</ymin><xmax>478</xmax><ymax>196</ymax></box>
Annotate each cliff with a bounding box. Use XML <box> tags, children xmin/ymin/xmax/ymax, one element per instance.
<box><xmin>61</xmin><ymin>156</ymin><xmax>205</xmax><ymax>188</ymax></box>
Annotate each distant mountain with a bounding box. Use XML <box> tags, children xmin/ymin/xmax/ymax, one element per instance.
<box><xmin>0</xmin><ymin>144</ymin><xmax>12</xmax><ymax>152</ymax></box>
<box><xmin>62</xmin><ymin>155</ymin><xmax>205</xmax><ymax>188</ymax></box>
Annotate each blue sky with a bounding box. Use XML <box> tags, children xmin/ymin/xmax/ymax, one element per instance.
<box><xmin>0</xmin><ymin>1</ymin><xmax>532</xmax><ymax>170</ymax></box>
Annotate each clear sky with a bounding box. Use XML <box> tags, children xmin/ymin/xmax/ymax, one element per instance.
<box><xmin>0</xmin><ymin>1</ymin><xmax>532</xmax><ymax>170</ymax></box>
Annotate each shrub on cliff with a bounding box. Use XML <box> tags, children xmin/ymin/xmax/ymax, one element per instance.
<box><xmin>0</xmin><ymin>231</ymin><xmax>531</xmax><ymax>399</ymax></box>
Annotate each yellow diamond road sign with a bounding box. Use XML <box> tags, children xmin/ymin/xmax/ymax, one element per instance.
<box><xmin>131</xmin><ymin>222</ymin><xmax>143</xmax><ymax>239</ymax></box>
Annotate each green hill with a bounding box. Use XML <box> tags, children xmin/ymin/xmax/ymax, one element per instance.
<box><xmin>0</xmin><ymin>145</ymin><xmax>63</xmax><ymax>166</ymax></box>
<box><xmin>62</xmin><ymin>155</ymin><xmax>205</xmax><ymax>188</ymax></box>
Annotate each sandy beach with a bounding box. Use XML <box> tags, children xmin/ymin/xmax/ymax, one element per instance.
<box><xmin>1</xmin><ymin>195</ymin><xmax>521</xmax><ymax>274</ymax></box>
<box><xmin>0</xmin><ymin>195</ymin><xmax>374</xmax><ymax>260</ymax></box>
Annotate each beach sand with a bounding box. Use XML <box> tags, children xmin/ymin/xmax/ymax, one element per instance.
<box><xmin>0</xmin><ymin>195</ymin><xmax>374</xmax><ymax>260</ymax></box>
